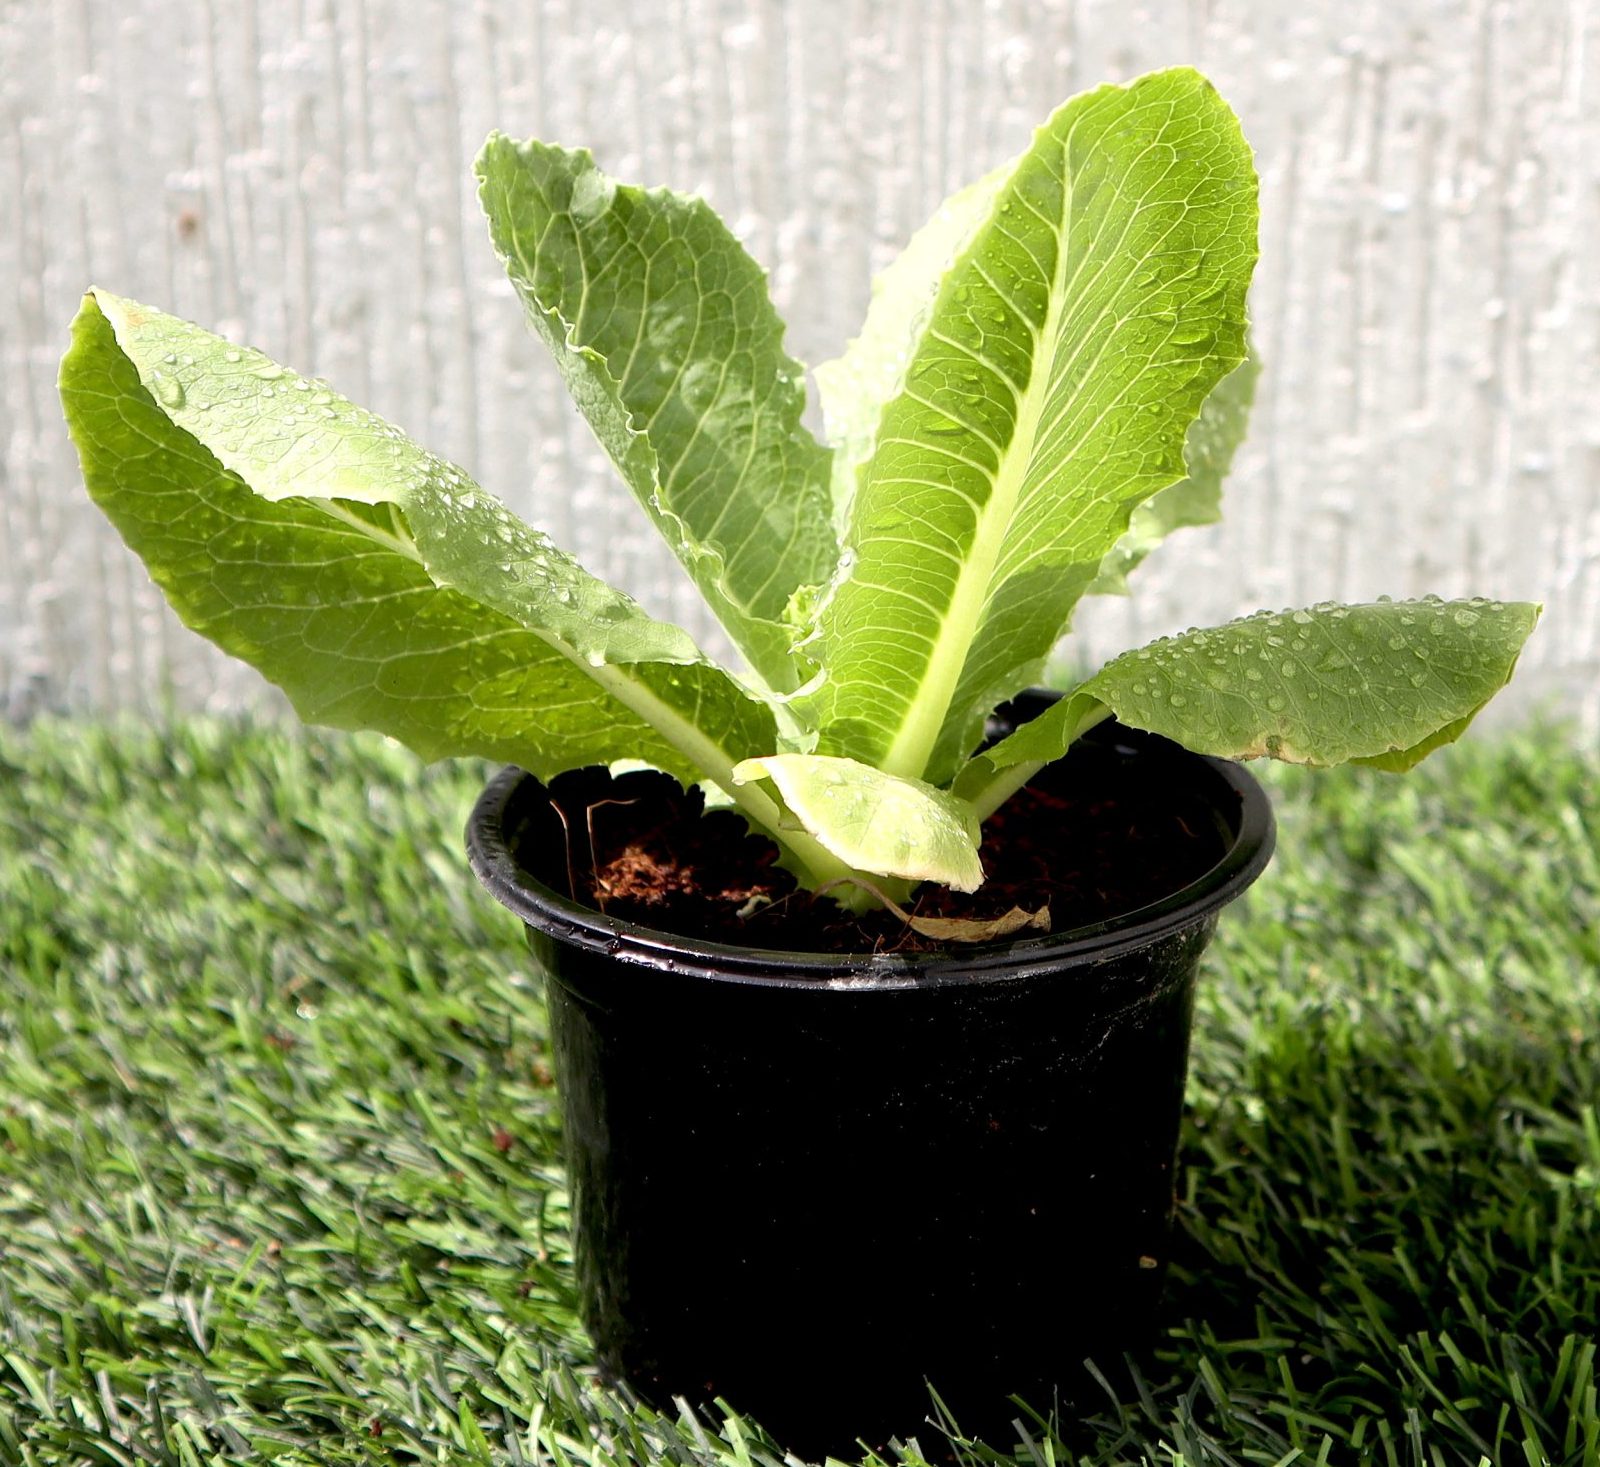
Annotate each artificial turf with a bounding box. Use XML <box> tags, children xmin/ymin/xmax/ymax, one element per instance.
<box><xmin>0</xmin><ymin>718</ymin><xmax>1596</xmax><ymax>1467</ymax></box>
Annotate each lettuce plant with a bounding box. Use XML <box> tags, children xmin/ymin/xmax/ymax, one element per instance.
<box><xmin>60</xmin><ymin>68</ymin><xmax>1537</xmax><ymax>912</ymax></box>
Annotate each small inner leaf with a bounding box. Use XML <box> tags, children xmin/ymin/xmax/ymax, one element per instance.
<box><xmin>731</xmin><ymin>754</ymin><xmax>984</xmax><ymax>892</ymax></box>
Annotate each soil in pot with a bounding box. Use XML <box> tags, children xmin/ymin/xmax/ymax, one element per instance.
<box><xmin>508</xmin><ymin>730</ymin><xmax>1234</xmax><ymax>954</ymax></box>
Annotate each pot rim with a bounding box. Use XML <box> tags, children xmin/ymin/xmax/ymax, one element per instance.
<box><xmin>466</xmin><ymin>717</ymin><xmax>1276</xmax><ymax>992</ymax></box>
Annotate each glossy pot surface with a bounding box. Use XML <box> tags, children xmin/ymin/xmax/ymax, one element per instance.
<box><xmin>467</xmin><ymin>703</ymin><xmax>1274</xmax><ymax>1454</ymax></box>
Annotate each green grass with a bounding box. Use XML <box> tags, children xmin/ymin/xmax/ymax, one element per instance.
<box><xmin>0</xmin><ymin>718</ymin><xmax>1596</xmax><ymax>1467</ymax></box>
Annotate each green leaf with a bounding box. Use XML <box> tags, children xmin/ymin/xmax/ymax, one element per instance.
<box><xmin>814</xmin><ymin>162</ymin><xmax>1013</xmax><ymax>529</ymax></box>
<box><xmin>476</xmin><ymin>136</ymin><xmax>838</xmax><ymax>692</ymax></box>
<box><xmin>1084</xmin><ymin>598</ymin><xmax>1540</xmax><ymax>766</ymax></box>
<box><xmin>1349</xmin><ymin>712</ymin><xmax>1480</xmax><ymax>772</ymax></box>
<box><xmin>60</xmin><ymin>290</ymin><xmax>781</xmax><ymax>796</ymax></box>
<box><xmin>730</xmin><ymin>754</ymin><xmax>984</xmax><ymax>892</ymax></box>
<box><xmin>955</xmin><ymin>598</ymin><xmax>1539</xmax><ymax>818</ymax></box>
<box><xmin>804</xmin><ymin>67</ymin><xmax>1259</xmax><ymax>785</ymax></box>
<box><xmin>1086</xmin><ymin>350</ymin><xmax>1260</xmax><ymax>596</ymax></box>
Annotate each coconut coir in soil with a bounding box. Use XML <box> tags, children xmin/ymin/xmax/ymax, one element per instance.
<box><xmin>509</xmin><ymin>733</ymin><xmax>1232</xmax><ymax>955</ymax></box>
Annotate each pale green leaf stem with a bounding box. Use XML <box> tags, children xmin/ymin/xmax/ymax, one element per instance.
<box><xmin>953</xmin><ymin>692</ymin><xmax>1111</xmax><ymax>821</ymax></box>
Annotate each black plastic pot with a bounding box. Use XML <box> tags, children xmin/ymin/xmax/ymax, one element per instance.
<box><xmin>467</xmin><ymin>698</ymin><xmax>1274</xmax><ymax>1456</ymax></box>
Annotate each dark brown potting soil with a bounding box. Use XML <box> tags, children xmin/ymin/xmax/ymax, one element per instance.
<box><xmin>511</xmin><ymin>734</ymin><xmax>1234</xmax><ymax>955</ymax></box>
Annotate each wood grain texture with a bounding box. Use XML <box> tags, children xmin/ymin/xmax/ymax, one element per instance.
<box><xmin>3</xmin><ymin>0</ymin><xmax>1596</xmax><ymax>731</ymax></box>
